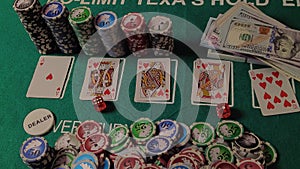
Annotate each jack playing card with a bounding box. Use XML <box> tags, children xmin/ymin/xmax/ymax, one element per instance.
<box><xmin>191</xmin><ymin>59</ymin><xmax>231</xmax><ymax>104</ymax></box>
<box><xmin>80</xmin><ymin>57</ymin><xmax>120</xmax><ymax>101</ymax></box>
<box><xmin>135</xmin><ymin>58</ymin><xmax>171</xmax><ymax>102</ymax></box>
<box><xmin>26</xmin><ymin>55</ymin><xmax>74</xmax><ymax>99</ymax></box>
<box><xmin>249</xmin><ymin>68</ymin><xmax>300</xmax><ymax>116</ymax></box>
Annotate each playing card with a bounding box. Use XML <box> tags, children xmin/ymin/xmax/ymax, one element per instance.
<box><xmin>249</xmin><ymin>68</ymin><xmax>300</xmax><ymax>116</ymax></box>
<box><xmin>26</xmin><ymin>55</ymin><xmax>74</xmax><ymax>99</ymax></box>
<box><xmin>80</xmin><ymin>57</ymin><xmax>120</xmax><ymax>101</ymax></box>
<box><xmin>191</xmin><ymin>59</ymin><xmax>231</xmax><ymax>104</ymax></box>
<box><xmin>135</xmin><ymin>58</ymin><xmax>171</xmax><ymax>101</ymax></box>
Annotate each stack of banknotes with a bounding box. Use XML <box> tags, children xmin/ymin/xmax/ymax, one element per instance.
<box><xmin>200</xmin><ymin>2</ymin><xmax>300</xmax><ymax>81</ymax></box>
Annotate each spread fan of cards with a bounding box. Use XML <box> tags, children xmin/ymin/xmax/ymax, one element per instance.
<box><xmin>80</xmin><ymin>58</ymin><xmax>120</xmax><ymax>101</ymax></box>
<box><xmin>191</xmin><ymin>59</ymin><xmax>231</xmax><ymax>104</ymax></box>
<box><xmin>249</xmin><ymin>68</ymin><xmax>300</xmax><ymax>116</ymax></box>
<box><xmin>26</xmin><ymin>55</ymin><xmax>74</xmax><ymax>99</ymax></box>
<box><xmin>135</xmin><ymin>58</ymin><xmax>171</xmax><ymax>102</ymax></box>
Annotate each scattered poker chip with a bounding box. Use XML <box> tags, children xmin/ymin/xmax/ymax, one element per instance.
<box><xmin>180</xmin><ymin>147</ymin><xmax>206</xmax><ymax>166</ymax></box>
<box><xmin>72</xmin><ymin>152</ymin><xmax>98</xmax><ymax>167</ymax></box>
<box><xmin>142</xmin><ymin>163</ymin><xmax>161</xmax><ymax>169</ymax></box>
<box><xmin>190</xmin><ymin>122</ymin><xmax>215</xmax><ymax>146</ymax></box>
<box><xmin>211</xmin><ymin>160</ymin><xmax>238</xmax><ymax>169</ymax></box>
<box><xmin>83</xmin><ymin>133</ymin><xmax>109</xmax><ymax>154</ymax></box>
<box><xmin>75</xmin><ymin>120</ymin><xmax>102</xmax><ymax>142</ymax></box>
<box><xmin>101</xmin><ymin>157</ymin><xmax>111</xmax><ymax>169</ymax></box>
<box><xmin>233</xmin><ymin>131</ymin><xmax>262</xmax><ymax>152</ymax></box>
<box><xmin>176</xmin><ymin>122</ymin><xmax>191</xmax><ymax>147</ymax></box>
<box><xmin>236</xmin><ymin>158</ymin><xmax>264</xmax><ymax>169</ymax></box>
<box><xmin>51</xmin><ymin>148</ymin><xmax>78</xmax><ymax>168</ymax></box>
<box><xmin>94</xmin><ymin>11</ymin><xmax>128</xmax><ymax>57</ymax></box>
<box><xmin>71</xmin><ymin>160</ymin><xmax>97</xmax><ymax>169</ymax></box>
<box><xmin>205</xmin><ymin>143</ymin><xmax>234</xmax><ymax>164</ymax></box>
<box><xmin>157</xmin><ymin>119</ymin><xmax>179</xmax><ymax>141</ymax></box>
<box><xmin>145</xmin><ymin>136</ymin><xmax>173</xmax><ymax>156</ymax></box>
<box><xmin>167</xmin><ymin>153</ymin><xmax>199</xmax><ymax>168</ymax></box>
<box><xmin>115</xmin><ymin>156</ymin><xmax>144</xmax><ymax>169</ymax></box>
<box><xmin>53</xmin><ymin>164</ymin><xmax>71</xmax><ymax>169</ymax></box>
<box><xmin>169</xmin><ymin>163</ymin><xmax>193</xmax><ymax>169</ymax></box>
<box><xmin>55</xmin><ymin>133</ymin><xmax>81</xmax><ymax>151</ymax></box>
<box><xmin>109</xmin><ymin>137</ymin><xmax>131</xmax><ymax>154</ymax></box>
<box><xmin>130</xmin><ymin>118</ymin><xmax>156</xmax><ymax>144</ymax></box>
<box><xmin>13</xmin><ymin>0</ymin><xmax>58</xmax><ymax>54</ymax></box>
<box><xmin>216</xmin><ymin>120</ymin><xmax>244</xmax><ymax>140</ymax></box>
<box><xmin>232</xmin><ymin>144</ymin><xmax>264</xmax><ymax>163</ymax></box>
<box><xmin>23</xmin><ymin>108</ymin><xmax>55</xmax><ymax>136</ymax></box>
<box><xmin>262</xmin><ymin>141</ymin><xmax>277</xmax><ymax>166</ymax></box>
<box><xmin>109</xmin><ymin>124</ymin><xmax>129</xmax><ymax>147</ymax></box>
<box><xmin>42</xmin><ymin>1</ymin><xmax>81</xmax><ymax>54</ymax></box>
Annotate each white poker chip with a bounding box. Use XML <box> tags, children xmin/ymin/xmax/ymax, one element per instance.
<box><xmin>23</xmin><ymin>108</ymin><xmax>55</xmax><ymax>136</ymax></box>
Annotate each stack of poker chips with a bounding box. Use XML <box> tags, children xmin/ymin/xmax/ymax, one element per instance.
<box><xmin>42</xmin><ymin>1</ymin><xmax>81</xmax><ymax>55</ymax></box>
<box><xmin>13</xmin><ymin>0</ymin><xmax>58</xmax><ymax>54</ymax></box>
<box><xmin>68</xmin><ymin>6</ymin><xmax>105</xmax><ymax>56</ymax></box>
<box><xmin>94</xmin><ymin>11</ymin><xmax>128</xmax><ymax>57</ymax></box>
<box><xmin>20</xmin><ymin>137</ymin><xmax>55</xmax><ymax>169</ymax></box>
<box><xmin>120</xmin><ymin>13</ymin><xmax>149</xmax><ymax>56</ymax></box>
<box><xmin>148</xmin><ymin>16</ymin><xmax>174</xmax><ymax>56</ymax></box>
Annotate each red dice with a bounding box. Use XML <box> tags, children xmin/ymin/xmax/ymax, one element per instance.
<box><xmin>92</xmin><ymin>96</ymin><xmax>107</xmax><ymax>112</ymax></box>
<box><xmin>216</xmin><ymin>103</ymin><xmax>231</xmax><ymax>119</ymax></box>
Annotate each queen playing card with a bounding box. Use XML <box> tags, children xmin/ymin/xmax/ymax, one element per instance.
<box><xmin>135</xmin><ymin>58</ymin><xmax>171</xmax><ymax>102</ymax></box>
<box><xmin>80</xmin><ymin>58</ymin><xmax>120</xmax><ymax>101</ymax></box>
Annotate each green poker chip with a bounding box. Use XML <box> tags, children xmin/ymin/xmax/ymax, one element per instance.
<box><xmin>69</xmin><ymin>6</ymin><xmax>92</xmax><ymax>24</ymax></box>
<box><xmin>205</xmin><ymin>143</ymin><xmax>234</xmax><ymax>163</ymax></box>
<box><xmin>216</xmin><ymin>120</ymin><xmax>244</xmax><ymax>140</ymax></box>
<box><xmin>130</xmin><ymin>118</ymin><xmax>156</xmax><ymax>143</ymax></box>
<box><xmin>109</xmin><ymin>137</ymin><xmax>131</xmax><ymax>154</ymax></box>
<box><xmin>109</xmin><ymin>125</ymin><xmax>129</xmax><ymax>147</ymax></box>
<box><xmin>190</xmin><ymin>122</ymin><xmax>215</xmax><ymax>146</ymax></box>
<box><xmin>262</xmin><ymin>141</ymin><xmax>277</xmax><ymax>166</ymax></box>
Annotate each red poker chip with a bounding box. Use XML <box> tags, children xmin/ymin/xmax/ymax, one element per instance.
<box><xmin>76</xmin><ymin>120</ymin><xmax>102</xmax><ymax>142</ymax></box>
<box><xmin>212</xmin><ymin>161</ymin><xmax>238</xmax><ymax>169</ymax></box>
<box><xmin>237</xmin><ymin>159</ymin><xmax>264</xmax><ymax>169</ymax></box>
<box><xmin>167</xmin><ymin>154</ymin><xmax>199</xmax><ymax>169</ymax></box>
<box><xmin>142</xmin><ymin>163</ymin><xmax>162</xmax><ymax>169</ymax></box>
<box><xmin>83</xmin><ymin>133</ymin><xmax>109</xmax><ymax>154</ymax></box>
<box><xmin>117</xmin><ymin>156</ymin><xmax>144</xmax><ymax>169</ymax></box>
<box><xmin>179</xmin><ymin>149</ymin><xmax>206</xmax><ymax>166</ymax></box>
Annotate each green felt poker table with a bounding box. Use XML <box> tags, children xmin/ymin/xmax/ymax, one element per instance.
<box><xmin>1</xmin><ymin>0</ymin><xmax>300</xmax><ymax>168</ymax></box>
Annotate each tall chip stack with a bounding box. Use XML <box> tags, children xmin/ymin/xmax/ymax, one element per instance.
<box><xmin>94</xmin><ymin>11</ymin><xmax>128</xmax><ymax>57</ymax></box>
<box><xmin>121</xmin><ymin>13</ymin><xmax>149</xmax><ymax>56</ymax></box>
<box><xmin>69</xmin><ymin>6</ymin><xmax>105</xmax><ymax>56</ymax></box>
<box><xmin>42</xmin><ymin>1</ymin><xmax>81</xmax><ymax>55</ymax></box>
<box><xmin>13</xmin><ymin>0</ymin><xmax>58</xmax><ymax>54</ymax></box>
<box><xmin>148</xmin><ymin>16</ymin><xmax>174</xmax><ymax>56</ymax></box>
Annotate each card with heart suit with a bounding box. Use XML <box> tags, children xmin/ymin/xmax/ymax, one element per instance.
<box><xmin>135</xmin><ymin>58</ymin><xmax>171</xmax><ymax>102</ymax></box>
<box><xmin>191</xmin><ymin>59</ymin><xmax>231</xmax><ymax>104</ymax></box>
<box><xmin>80</xmin><ymin>57</ymin><xmax>120</xmax><ymax>101</ymax></box>
<box><xmin>249</xmin><ymin>68</ymin><xmax>300</xmax><ymax>116</ymax></box>
<box><xmin>26</xmin><ymin>56</ymin><xmax>74</xmax><ymax>99</ymax></box>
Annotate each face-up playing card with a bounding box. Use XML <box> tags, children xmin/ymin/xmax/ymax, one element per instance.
<box><xmin>135</xmin><ymin>58</ymin><xmax>171</xmax><ymax>101</ymax></box>
<box><xmin>80</xmin><ymin>58</ymin><xmax>120</xmax><ymax>101</ymax></box>
<box><xmin>249</xmin><ymin>68</ymin><xmax>300</xmax><ymax>116</ymax></box>
<box><xmin>192</xmin><ymin>59</ymin><xmax>231</xmax><ymax>104</ymax></box>
<box><xmin>26</xmin><ymin>56</ymin><xmax>74</xmax><ymax>99</ymax></box>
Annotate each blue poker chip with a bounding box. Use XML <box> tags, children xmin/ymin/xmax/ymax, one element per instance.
<box><xmin>157</xmin><ymin>119</ymin><xmax>179</xmax><ymax>141</ymax></box>
<box><xmin>72</xmin><ymin>152</ymin><xmax>98</xmax><ymax>166</ymax></box>
<box><xmin>94</xmin><ymin>11</ymin><xmax>117</xmax><ymax>29</ymax></box>
<box><xmin>72</xmin><ymin>160</ymin><xmax>97</xmax><ymax>169</ymax></box>
<box><xmin>42</xmin><ymin>2</ymin><xmax>64</xmax><ymax>18</ymax></box>
<box><xmin>102</xmin><ymin>157</ymin><xmax>110</xmax><ymax>169</ymax></box>
<box><xmin>176</xmin><ymin>122</ymin><xmax>191</xmax><ymax>147</ymax></box>
<box><xmin>169</xmin><ymin>163</ymin><xmax>191</xmax><ymax>169</ymax></box>
<box><xmin>20</xmin><ymin>137</ymin><xmax>48</xmax><ymax>162</ymax></box>
<box><xmin>146</xmin><ymin>135</ymin><xmax>172</xmax><ymax>156</ymax></box>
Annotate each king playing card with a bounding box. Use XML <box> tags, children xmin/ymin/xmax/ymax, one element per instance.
<box><xmin>135</xmin><ymin>58</ymin><xmax>171</xmax><ymax>102</ymax></box>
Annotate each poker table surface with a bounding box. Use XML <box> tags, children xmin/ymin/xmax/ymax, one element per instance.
<box><xmin>1</xmin><ymin>0</ymin><xmax>300</xmax><ymax>168</ymax></box>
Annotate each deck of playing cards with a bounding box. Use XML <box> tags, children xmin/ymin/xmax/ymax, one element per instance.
<box><xmin>134</xmin><ymin>58</ymin><xmax>171</xmax><ymax>103</ymax></box>
<box><xmin>80</xmin><ymin>58</ymin><xmax>121</xmax><ymax>101</ymax></box>
<box><xmin>249</xmin><ymin>68</ymin><xmax>300</xmax><ymax>116</ymax></box>
<box><xmin>191</xmin><ymin>59</ymin><xmax>231</xmax><ymax>105</ymax></box>
<box><xmin>26</xmin><ymin>55</ymin><xmax>74</xmax><ymax>99</ymax></box>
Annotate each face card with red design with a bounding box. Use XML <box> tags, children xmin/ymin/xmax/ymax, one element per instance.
<box><xmin>249</xmin><ymin>68</ymin><xmax>300</xmax><ymax>116</ymax></box>
<box><xmin>135</xmin><ymin>58</ymin><xmax>170</xmax><ymax>102</ymax></box>
<box><xmin>192</xmin><ymin>59</ymin><xmax>231</xmax><ymax>104</ymax></box>
<box><xmin>80</xmin><ymin>58</ymin><xmax>120</xmax><ymax>101</ymax></box>
<box><xmin>26</xmin><ymin>56</ymin><xmax>74</xmax><ymax>99</ymax></box>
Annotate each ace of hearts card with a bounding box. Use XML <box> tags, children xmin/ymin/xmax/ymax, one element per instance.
<box><xmin>249</xmin><ymin>68</ymin><xmax>300</xmax><ymax>116</ymax></box>
<box><xmin>191</xmin><ymin>59</ymin><xmax>231</xmax><ymax>104</ymax></box>
<box><xmin>80</xmin><ymin>58</ymin><xmax>120</xmax><ymax>101</ymax></box>
<box><xmin>135</xmin><ymin>58</ymin><xmax>171</xmax><ymax>102</ymax></box>
<box><xmin>26</xmin><ymin>55</ymin><xmax>74</xmax><ymax>99</ymax></box>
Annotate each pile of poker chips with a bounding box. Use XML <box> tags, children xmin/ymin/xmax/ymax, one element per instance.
<box><xmin>13</xmin><ymin>0</ymin><xmax>58</xmax><ymax>54</ymax></box>
<box><xmin>94</xmin><ymin>11</ymin><xmax>128</xmax><ymax>57</ymax></box>
<box><xmin>42</xmin><ymin>1</ymin><xmax>81</xmax><ymax>55</ymax></box>
<box><xmin>20</xmin><ymin>119</ymin><xmax>277</xmax><ymax>169</ymax></box>
<box><xmin>68</xmin><ymin>6</ymin><xmax>105</xmax><ymax>56</ymax></box>
<box><xmin>148</xmin><ymin>16</ymin><xmax>174</xmax><ymax>57</ymax></box>
<box><xmin>120</xmin><ymin>13</ymin><xmax>149</xmax><ymax>56</ymax></box>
